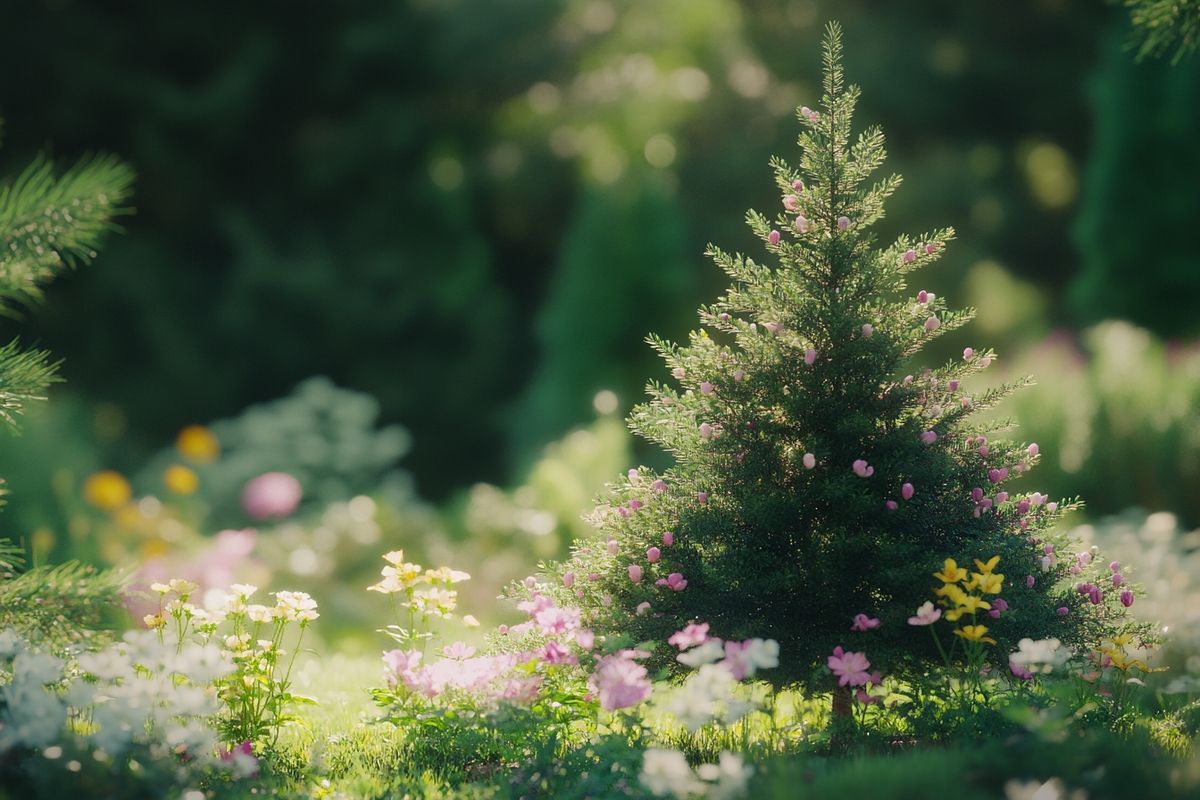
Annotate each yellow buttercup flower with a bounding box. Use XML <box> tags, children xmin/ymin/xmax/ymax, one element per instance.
<box><xmin>953</xmin><ymin>624</ymin><xmax>996</xmax><ymax>644</ymax></box>
<box><xmin>163</xmin><ymin>464</ymin><xmax>199</xmax><ymax>495</ymax></box>
<box><xmin>933</xmin><ymin>558</ymin><xmax>968</xmax><ymax>584</ymax></box>
<box><xmin>973</xmin><ymin>555</ymin><xmax>1001</xmax><ymax>574</ymax></box>
<box><xmin>176</xmin><ymin>425</ymin><xmax>220</xmax><ymax>464</ymax></box>
<box><xmin>84</xmin><ymin>470</ymin><xmax>132</xmax><ymax>511</ymax></box>
<box><xmin>966</xmin><ymin>571</ymin><xmax>1004</xmax><ymax>595</ymax></box>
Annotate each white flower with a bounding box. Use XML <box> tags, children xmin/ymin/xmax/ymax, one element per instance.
<box><xmin>246</xmin><ymin>604</ymin><xmax>275</xmax><ymax>623</ymax></box>
<box><xmin>641</xmin><ymin>748</ymin><xmax>702</xmax><ymax>799</ymax></box>
<box><xmin>1009</xmin><ymin>638</ymin><xmax>1071</xmax><ymax>675</ymax></box>
<box><xmin>664</xmin><ymin>663</ymin><xmax>746</xmax><ymax>732</ymax></box>
<box><xmin>698</xmin><ymin>752</ymin><xmax>753</xmax><ymax>800</ymax></box>
<box><xmin>677</xmin><ymin>639</ymin><xmax>725</xmax><ymax>668</ymax></box>
<box><xmin>273</xmin><ymin>590</ymin><xmax>319</xmax><ymax>622</ymax></box>
<box><xmin>740</xmin><ymin>638</ymin><xmax>780</xmax><ymax>675</ymax></box>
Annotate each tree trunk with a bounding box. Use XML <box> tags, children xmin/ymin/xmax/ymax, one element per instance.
<box><xmin>831</xmin><ymin>683</ymin><xmax>853</xmax><ymax>719</ymax></box>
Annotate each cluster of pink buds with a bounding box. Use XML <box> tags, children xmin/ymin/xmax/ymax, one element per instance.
<box><xmin>800</xmin><ymin>106</ymin><xmax>819</xmax><ymax>123</ymax></box>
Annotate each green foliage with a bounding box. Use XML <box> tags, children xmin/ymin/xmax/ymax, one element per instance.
<box><xmin>0</xmin><ymin>540</ymin><xmax>125</xmax><ymax>651</ymax></box>
<box><xmin>545</xmin><ymin>24</ymin><xmax>1132</xmax><ymax>691</ymax></box>
<box><xmin>1123</xmin><ymin>0</ymin><xmax>1200</xmax><ymax>62</ymax></box>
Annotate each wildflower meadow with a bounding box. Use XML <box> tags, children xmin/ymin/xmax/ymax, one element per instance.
<box><xmin>2</xmin><ymin>11</ymin><xmax>1200</xmax><ymax>800</ymax></box>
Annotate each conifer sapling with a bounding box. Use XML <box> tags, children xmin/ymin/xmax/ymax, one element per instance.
<box><xmin>533</xmin><ymin>23</ymin><xmax>1148</xmax><ymax>702</ymax></box>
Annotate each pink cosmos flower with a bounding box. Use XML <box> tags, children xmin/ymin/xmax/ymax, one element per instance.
<box><xmin>241</xmin><ymin>472</ymin><xmax>302</xmax><ymax>520</ymax></box>
<box><xmin>827</xmin><ymin>646</ymin><xmax>872</xmax><ymax>687</ymax></box>
<box><xmin>541</xmin><ymin>640</ymin><xmax>577</xmax><ymax>665</ymax></box>
<box><xmin>907</xmin><ymin>601</ymin><xmax>942</xmax><ymax>626</ymax></box>
<box><xmin>668</xmin><ymin>623</ymin><xmax>711</xmax><ymax>650</ymax></box>
<box><xmin>443</xmin><ymin>641</ymin><xmax>477</xmax><ymax>660</ymax></box>
<box><xmin>665</xmin><ymin>573</ymin><xmax>688</xmax><ymax>591</ymax></box>
<box><xmin>589</xmin><ymin>651</ymin><xmax>652</xmax><ymax>711</ymax></box>
<box><xmin>851</xmin><ymin>613</ymin><xmax>881</xmax><ymax>632</ymax></box>
<box><xmin>383</xmin><ymin>649</ymin><xmax>423</xmax><ymax>689</ymax></box>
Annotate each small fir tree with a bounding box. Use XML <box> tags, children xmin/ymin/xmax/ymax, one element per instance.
<box><xmin>0</xmin><ymin>121</ymin><xmax>132</xmax><ymax>646</ymax></box>
<box><xmin>539</xmin><ymin>24</ymin><xmax>1141</xmax><ymax>698</ymax></box>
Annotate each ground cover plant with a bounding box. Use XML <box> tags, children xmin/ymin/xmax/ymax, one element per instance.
<box><xmin>2</xmin><ymin>22</ymin><xmax>1199</xmax><ymax>800</ymax></box>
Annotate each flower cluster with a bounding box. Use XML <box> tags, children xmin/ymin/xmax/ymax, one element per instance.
<box><xmin>933</xmin><ymin>556</ymin><xmax>1004</xmax><ymax>644</ymax></box>
<box><xmin>641</xmin><ymin>749</ymin><xmax>752</xmax><ymax>800</ymax></box>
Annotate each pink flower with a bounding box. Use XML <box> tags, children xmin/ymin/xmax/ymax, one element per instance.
<box><xmin>241</xmin><ymin>472</ymin><xmax>302</xmax><ymax>520</ymax></box>
<box><xmin>646</xmin><ymin>546</ymin><xmax>661</xmax><ymax>564</ymax></box>
<box><xmin>1112</xmin><ymin>573</ymin><xmax>1123</xmax><ymax>587</ymax></box>
<box><xmin>1028</xmin><ymin>443</ymin><xmax>1040</xmax><ymax>457</ymax></box>
<box><xmin>383</xmin><ymin>649</ymin><xmax>423</xmax><ymax>689</ymax></box>
<box><xmin>652</xmin><ymin>479</ymin><xmax>667</xmax><ymax>493</ymax></box>
<box><xmin>907</xmin><ymin>601</ymin><xmax>942</xmax><ymax>626</ymax></box>
<box><xmin>802</xmin><ymin>453</ymin><xmax>816</xmax><ymax>469</ymax></box>
<box><xmin>668</xmin><ymin>622</ymin><xmax>711</xmax><ymax>650</ymax></box>
<box><xmin>696</xmin><ymin>491</ymin><xmax>708</xmax><ymax>503</ymax></box>
<box><xmin>628</xmin><ymin>565</ymin><xmax>643</xmax><ymax>584</ymax></box>
<box><xmin>1057</xmin><ymin>607</ymin><xmax>1070</xmax><ymax>616</ymax></box>
<box><xmin>987</xmin><ymin>598</ymin><xmax>1009</xmax><ymax>619</ymax></box>
<box><xmin>792</xmin><ymin>179</ymin><xmax>804</xmax><ymax>191</ymax></box>
<box><xmin>861</xmin><ymin>323</ymin><xmax>874</xmax><ymax>338</ymax></box>
<box><xmin>733</xmin><ymin>368</ymin><xmax>746</xmax><ymax>382</ymax></box>
<box><xmin>665</xmin><ymin>572</ymin><xmax>688</xmax><ymax>591</ymax></box>
<box><xmin>851</xmin><ymin>613</ymin><xmax>881</xmax><ymax>632</ymax></box>
<box><xmin>1120</xmin><ymin>590</ymin><xmax>1135</xmax><ymax>607</ymax></box>
<box><xmin>636</xmin><ymin>601</ymin><xmax>651</xmax><ymax>615</ymax></box>
<box><xmin>768</xmin><ymin>229</ymin><xmax>781</xmax><ymax>245</ymax></box>
<box><xmin>562</xmin><ymin>572</ymin><xmax>575</xmax><ymax>588</ymax></box>
<box><xmin>948</xmin><ymin>380</ymin><xmax>959</xmax><ymax>392</ymax></box>
<box><xmin>672</xmin><ymin>367</ymin><xmax>686</xmax><ymax>379</ymax></box>
<box><xmin>700</xmin><ymin>381</ymin><xmax>715</xmax><ymax>395</ymax></box>
<box><xmin>662</xmin><ymin>531</ymin><xmax>674</xmax><ymax>547</ymax></box>
<box><xmin>699</xmin><ymin>422</ymin><xmax>715</xmax><ymax>440</ymax></box>
<box><xmin>963</xmin><ymin>347</ymin><xmax>974</xmax><ymax>360</ymax></box>
<box><xmin>541</xmin><ymin>640</ymin><xmax>577</xmax><ymax>665</ymax></box>
<box><xmin>783</xmin><ymin>194</ymin><xmax>799</xmax><ymax>211</ymax></box>
<box><xmin>1026</xmin><ymin>575</ymin><xmax>1036</xmax><ymax>588</ymax></box>
<box><xmin>608</xmin><ymin>540</ymin><xmax>619</xmax><ymax>555</ymax></box>
<box><xmin>901</xmin><ymin>482</ymin><xmax>914</xmax><ymax>501</ymax></box>
<box><xmin>885</xmin><ymin>500</ymin><xmax>898</xmax><ymax>510</ymax></box>
<box><xmin>925</xmin><ymin>243</ymin><xmax>937</xmax><ymax>254</ymax></box>
<box><xmin>1109</xmin><ymin>560</ymin><xmax>1121</xmax><ymax>572</ymax></box>
<box><xmin>903</xmin><ymin>249</ymin><xmax>917</xmax><ymax>264</ymax></box>
<box><xmin>1010</xmin><ymin>661</ymin><xmax>1034</xmax><ymax>681</ymax></box>
<box><xmin>827</xmin><ymin>646</ymin><xmax>872</xmax><ymax>687</ymax></box>
<box><xmin>443</xmin><ymin>641</ymin><xmax>477</xmax><ymax>660</ymax></box>
<box><xmin>589</xmin><ymin>651</ymin><xmax>652</xmax><ymax>710</ymax></box>
<box><xmin>978</xmin><ymin>356</ymin><xmax>992</xmax><ymax>368</ymax></box>
<box><xmin>852</xmin><ymin>459</ymin><xmax>874</xmax><ymax>478</ymax></box>
<box><xmin>924</xmin><ymin>316</ymin><xmax>940</xmax><ymax>332</ymax></box>
<box><xmin>804</xmin><ymin>349</ymin><xmax>817</xmax><ymax>365</ymax></box>
<box><xmin>837</xmin><ymin>215</ymin><xmax>851</xmax><ymax>230</ymax></box>
<box><xmin>575</xmin><ymin>629</ymin><xmax>595</xmax><ymax>649</ymax></box>
<box><xmin>918</xmin><ymin>290</ymin><xmax>929</xmax><ymax>304</ymax></box>
<box><xmin>920</xmin><ymin>430</ymin><xmax>937</xmax><ymax>445</ymax></box>
<box><xmin>794</xmin><ymin>215</ymin><xmax>809</xmax><ymax>233</ymax></box>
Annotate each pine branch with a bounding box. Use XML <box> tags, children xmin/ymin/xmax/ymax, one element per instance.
<box><xmin>0</xmin><ymin>153</ymin><xmax>133</xmax><ymax>312</ymax></box>
<box><xmin>0</xmin><ymin>338</ymin><xmax>61</xmax><ymax>431</ymax></box>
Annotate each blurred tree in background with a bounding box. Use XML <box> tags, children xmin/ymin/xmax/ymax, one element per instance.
<box><xmin>0</xmin><ymin>0</ymin><xmax>1193</xmax><ymax>508</ymax></box>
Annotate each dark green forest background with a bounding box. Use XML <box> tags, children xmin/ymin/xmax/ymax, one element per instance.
<box><xmin>0</xmin><ymin>0</ymin><xmax>1196</xmax><ymax>504</ymax></box>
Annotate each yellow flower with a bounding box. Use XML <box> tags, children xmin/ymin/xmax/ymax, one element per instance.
<box><xmin>944</xmin><ymin>594</ymin><xmax>991</xmax><ymax>621</ymax></box>
<box><xmin>933</xmin><ymin>558</ymin><xmax>968</xmax><ymax>584</ymax></box>
<box><xmin>84</xmin><ymin>470</ymin><xmax>132</xmax><ymax>511</ymax></box>
<box><xmin>953</xmin><ymin>624</ymin><xmax>996</xmax><ymax>644</ymax></box>
<box><xmin>163</xmin><ymin>464</ymin><xmax>199</xmax><ymax>495</ymax></box>
<box><xmin>176</xmin><ymin>425</ymin><xmax>220</xmax><ymax>464</ymax></box>
<box><xmin>966</xmin><ymin>571</ymin><xmax>1004</xmax><ymax>595</ymax></box>
<box><xmin>1108</xmin><ymin>633</ymin><xmax>1134</xmax><ymax>648</ymax></box>
<box><xmin>973</xmin><ymin>555</ymin><xmax>1001</xmax><ymax>574</ymax></box>
<box><xmin>935</xmin><ymin>583</ymin><xmax>969</xmax><ymax>604</ymax></box>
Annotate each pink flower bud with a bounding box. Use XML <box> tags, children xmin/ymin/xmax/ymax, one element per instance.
<box><xmin>589</xmin><ymin>573</ymin><xmax>600</xmax><ymax>581</ymax></box>
<box><xmin>628</xmin><ymin>565</ymin><xmax>643</xmax><ymax>583</ymax></box>
<box><xmin>903</xmin><ymin>249</ymin><xmax>917</xmax><ymax>263</ymax></box>
<box><xmin>1044</xmin><ymin>544</ymin><xmax>1055</xmax><ymax>555</ymax></box>
<box><xmin>963</xmin><ymin>347</ymin><xmax>974</xmax><ymax>360</ymax></box>
<box><xmin>978</xmin><ymin>356</ymin><xmax>992</xmax><ymax>368</ymax></box>
<box><xmin>562</xmin><ymin>572</ymin><xmax>575</xmax><ymax>588</ymax></box>
<box><xmin>768</xmin><ymin>230</ymin><xmax>781</xmax><ymax>245</ymax></box>
<box><xmin>696</xmin><ymin>491</ymin><xmax>708</xmax><ymax>503</ymax></box>
<box><xmin>646</xmin><ymin>547</ymin><xmax>661</xmax><ymax>564</ymax></box>
<box><xmin>608</xmin><ymin>540</ymin><xmax>619</xmax><ymax>555</ymax></box>
<box><xmin>995</xmin><ymin>491</ymin><xmax>1009</xmax><ymax>504</ymax></box>
<box><xmin>499</xmin><ymin>624</ymin><xmax>509</xmax><ymax>635</ymax></box>
<box><xmin>924</xmin><ymin>316</ymin><xmax>940</xmax><ymax>332</ymax></box>
<box><xmin>852</xmin><ymin>459</ymin><xmax>875</xmax><ymax>478</ymax></box>
<box><xmin>794</xmin><ymin>215</ymin><xmax>809</xmax><ymax>233</ymax></box>
<box><xmin>792</xmin><ymin>179</ymin><xmax>804</xmax><ymax>191</ymax></box>
<box><xmin>1026</xmin><ymin>575</ymin><xmax>1036</xmax><ymax>588</ymax></box>
<box><xmin>861</xmin><ymin>323</ymin><xmax>874</xmax><ymax>338</ymax></box>
<box><xmin>699</xmin><ymin>422</ymin><xmax>714</xmax><ymax>440</ymax></box>
<box><xmin>1109</xmin><ymin>561</ymin><xmax>1120</xmax><ymax>572</ymax></box>
<box><xmin>918</xmin><ymin>290</ymin><xmax>929</xmax><ymax>304</ymax></box>
<box><xmin>920</xmin><ymin>430</ymin><xmax>937</xmax><ymax>445</ymax></box>
<box><xmin>783</xmin><ymin>195</ymin><xmax>800</xmax><ymax>211</ymax></box>
<box><xmin>1057</xmin><ymin>606</ymin><xmax>1070</xmax><ymax>616</ymax></box>
<box><xmin>1112</xmin><ymin>573</ymin><xmax>1123</xmax><ymax>587</ymax></box>
<box><xmin>629</xmin><ymin>499</ymin><xmax>642</xmax><ymax>510</ymax></box>
<box><xmin>672</xmin><ymin>367</ymin><xmax>686</xmax><ymax>379</ymax></box>
<box><xmin>971</xmin><ymin>487</ymin><xmax>984</xmax><ymax>502</ymax></box>
<box><xmin>903</xmin><ymin>375</ymin><xmax>914</xmax><ymax>386</ymax></box>
<box><xmin>1120</xmin><ymin>590</ymin><xmax>1134</xmax><ymax>608</ymax></box>
<box><xmin>885</xmin><ymin>500</ymin><xmax>898</xmax><ymax>510</ymax></box>
<box><xmin>805</xmin><ymin>349</ymin><xmax>817</xmax><ymax>365</ymax></box>
<box><xmin>925</xmin><ymin>243</ymin><xmax>937</xmax><ymax>254</ymax></box>
<box><xmin>802</xmin><ymin>453</ymin><xmax>816</xmax><ymax>469</ymax></box>
<box><xmin>700</xmin><ymin>382</ymin><xmax>715</xmax><ymax>396</ymax></box>
<box><xmin>837</xmin><ymin>215</ymin><xmax>850</xmax><ymax>230</ymax></box>
<box><xmin>733</xmin><ymin>368</ymin><xmax>746</xmax><ymax>382</ymax></box>
<box><xmin>652</xmin><ymin>479</ymin><xmax>667</xmax><ymax>493</ymax></box>
<box><xmin>978</xmin><ymin>445</ymin><xmax>989</xmax><ymax>457</ymax></box>
<box><xmin>1027</xmin><ymin>443</ymin><xmax>1039</xmax><ymax>457</ymax></box>
<box><xmin>948</xmin><ymin>380</ymin><xmax>959</xmax><ymax>392</ymax></box>
<box><xmin>636</xmin><ymin>601</ymin><xmax>651</xmax><ymax>615</ymax></box>
<box><xmin>524</xmin><ymin>576</ymin><xmax>537</xmax><ymax>589</ymax></box>
<box><xmin>988</xmin><ymin>469</ymin><xmax>1003</xmax><ymax>484</ymax></box>
<box><xmin>662</xmin><ymin>531</ymin><xmax>674</xmax><ymax>546</ymax></box>
<box><xmin>901</xmin><ymin>482</ymin><xmax>914</xmax><ymax>501</ymax></box>
<box><xmin>1046</xmin><ymin>502</ymin><xmax>1058</xmax><ymax>513</ymax></box>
